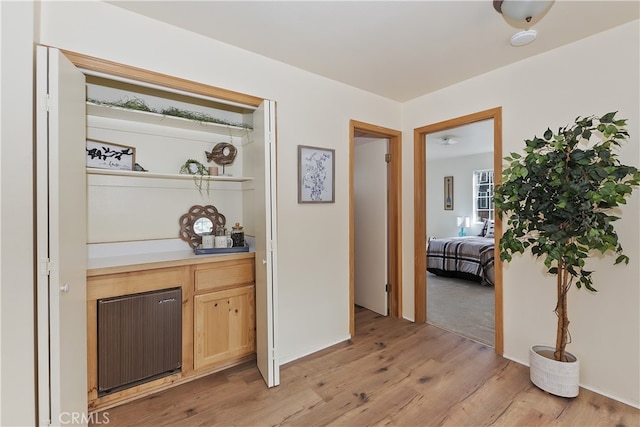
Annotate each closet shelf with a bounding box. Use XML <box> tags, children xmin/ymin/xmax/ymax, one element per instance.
<box><xmin>87</xmin><ymin>102</ymin><xmax>251</xmax><ymax>137</ymax></box>
<box><xmin>87</xmin><ymin>167</ymin><xmax>253</xmax><ymax>182</ymax></box>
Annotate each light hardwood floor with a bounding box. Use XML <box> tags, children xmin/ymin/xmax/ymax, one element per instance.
<box><xmin>93</xmin><ymin>306</ymin><xmax>639</xmax><ymax>426</ymax></box>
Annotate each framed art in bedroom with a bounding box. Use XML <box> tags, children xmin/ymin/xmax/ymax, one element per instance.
<box><xmin>444</xmin><ymin>175</ymin><xmax>454</xmax><ymax>210</ymax></box>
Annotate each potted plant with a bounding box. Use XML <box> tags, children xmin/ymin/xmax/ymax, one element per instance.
<box><xmin>494</xmin><ymin>112</ymin><xmax>640</xmax><ymax>397</ymax></box>
<box><xmin>179</xmin><ymin>159</ymin><xmax>210</xmax><ymax>195</ymax></box>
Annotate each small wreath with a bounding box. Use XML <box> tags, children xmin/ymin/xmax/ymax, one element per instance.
<box><xmin>178</xmin><ymin>205</ymin><xmax>226</xmax><ymax>249</ymax></box>
<box><xmin>206</xmin><ymin>142</ymin><xmax>237</xmax><ymax>166</ymax></box>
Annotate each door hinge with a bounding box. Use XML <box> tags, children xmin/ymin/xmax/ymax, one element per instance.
<box><xmin>40</xmin><ymin>258</ymin><xmax>53</xmax><ymax>276</ymax></box>
<box><xmin>384</xmin><ymin>153</ymin><xmax>391</xmax><ymax>163</ymax></box>
<box><xmin>385</xmin><ymin>283</ymin><xmax>391</xmax><ymax>292</ymax></box>
<box><xmin>39</xmin><ymin>94</ymin><xmax>52</xmax><ymax>112</ymax></box>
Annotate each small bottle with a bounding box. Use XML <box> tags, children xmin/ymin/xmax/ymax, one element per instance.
<box><xmin>231</xmin><ymin>222</ymin><xmax>245</xmax><ymax>247</ymax></box>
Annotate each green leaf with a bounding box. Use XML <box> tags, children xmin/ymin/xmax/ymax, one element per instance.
<box><xmin>600</xmin><ymin>112</ymin><xmax>616</xmax><ymax>123</ymax></box>
<box><xmin>615</xmin><ymin>255</ymin><xmax>629</xmax><ymax>265</ymax></box>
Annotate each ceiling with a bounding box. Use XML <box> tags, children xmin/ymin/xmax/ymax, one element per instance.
<box><xmin>107</xmin><ymin>1</ymin><xmax>639</xmax><ymax>102</ymax></box>
<box><xmin>426</xmin><ymin>120</ymin><xmax>494</xmax><ymax>160</ymax></box>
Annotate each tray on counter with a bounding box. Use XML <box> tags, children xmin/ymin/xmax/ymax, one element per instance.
<box><xmin>194</xmin><ymin>245</ymin><xmax>250</xmax><ymax>255</ymax></box>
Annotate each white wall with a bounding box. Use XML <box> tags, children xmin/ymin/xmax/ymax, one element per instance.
<box><xmin>0</xmin><ymin>1</ymin><xmax>37</xmax><ymax>425</ymax></box>
<box><xmin>426</xmin><ymin>152</ymin><xmax>493</xmax><ymax>238</ymax></box>
<box><xmin>38</xmin><ymin>0</ymin><xmax>402</xmax><ymax>365</ymax></box>
<box><xmin>403</xmin><ymin>21</ymin><xmax>640</xmax><ymax>406</ymax></box>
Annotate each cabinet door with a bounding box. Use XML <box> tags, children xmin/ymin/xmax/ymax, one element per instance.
<box><xmin>194</xmin><ymin>285</ymin><xmax>255</xmax><ymax>370</ymax></box>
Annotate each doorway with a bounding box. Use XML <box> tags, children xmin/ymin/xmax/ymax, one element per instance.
<box><xmin>425</xmin><ymin>121</ymin><xmax>495</xmax><ymax>346</ymax></box>
<box><xmin>349</xmin><ymin>120</ymin><xmax>402</xmax><ymax>336</ymax></box>
<box><xmin>354</xmin><ymin>136</ymin><xmax>389</xmax><ymax>316</ymax></box>
<box><xmin>413</xmin><ymin>108</ymin><xmax>504</xmax><ymax>354</ymax></box>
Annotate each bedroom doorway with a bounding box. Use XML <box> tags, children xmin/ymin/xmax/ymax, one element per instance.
<box><xmin>349</xmin><ymin>120</ymin><xmax>402</xmax><ymax>337</ymax></box>
<box><xmin>413</xmin><ymin>107</ymin><xmax>504</xmax><ymax>354</ymax></box>
<box><xmin>425</xmin><ymin>121</ymin><xmax>495</xmax><ymax>346</ymax></box>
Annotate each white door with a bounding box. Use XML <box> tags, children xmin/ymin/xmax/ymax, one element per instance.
<box><xmin>36</xmin><ymin>46</ymin><xmax>88</xmax><ymax>425</ymax></box>
<box><xmin>354</xmin><ymin>138</ymin><xmax>388</xmax><ymax>315</ymax></box>
<box><xmin>252</xmin><ymin>100</ymin><xmax>279</xmax><ymax>387</ymax></box>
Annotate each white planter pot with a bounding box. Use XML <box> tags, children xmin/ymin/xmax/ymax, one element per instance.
<box><xmin>529</xmin><ymin>345</ymin><xmax>579</xmax><ymax>397</ymax></box>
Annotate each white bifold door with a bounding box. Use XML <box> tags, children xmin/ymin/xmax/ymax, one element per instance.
<box><xmin>35</xmin><ymin>46</ymin><xmax>88</xmax><ymax>425</ymax></box>
<box><xmin>252</xmin><ymin>100</ymin><xmax>280</xmax><ymax>387</ymax></box>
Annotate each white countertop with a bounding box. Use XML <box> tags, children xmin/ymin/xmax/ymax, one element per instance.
<box><xmin>87</xmin><ymin>238</ymin><xmax>255</xmax><ymax>272</ymax></box>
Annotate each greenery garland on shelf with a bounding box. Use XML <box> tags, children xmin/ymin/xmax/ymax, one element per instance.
<box><xmin>87</xmin><ymin>96</ymin><xmax>253</xmax><ymax>130</ymax></box>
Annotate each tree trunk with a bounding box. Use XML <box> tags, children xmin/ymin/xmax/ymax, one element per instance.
<box><xmin>554</xmin><ymin>261</ymin><xmax>570</xmax><ymax>361</ymax></box>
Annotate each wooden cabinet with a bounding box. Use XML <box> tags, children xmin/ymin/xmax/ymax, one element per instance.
<box><xmin>86</xmin><ymin>253</ymin><xmax>255</xmax><ymax>412</ymax></box>
<box><xmin>194</xmin><ymin>257</ymin><xmax>255</xmax><ymax>292</ymax></box>
<box><xmin>194</xmin><ymin>285</ymin><xmax>255</xmax><ymax>370</ymax></box>
<box><xmin>193</xmin><ymin>256</ymin><xmax>256</xmax><ymax>370</ymax></box>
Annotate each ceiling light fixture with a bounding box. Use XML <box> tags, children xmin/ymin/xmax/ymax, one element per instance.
<box><xmin>493</xmin><ymin>0</ymin><xmax>555</xmax><ymax>27</ymax></box>
<box><xmin>493</xmin><ymin>0</ymin><xmax>555</xmax><ymax>47</ymax></box>
<box><xmin>438</xmin><ymin>136</ymin><xmax>458</xmax><ymax>145</ymax></box>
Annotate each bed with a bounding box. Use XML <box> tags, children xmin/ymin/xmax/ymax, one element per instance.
<box><xmin>426</xmin><ymin>236</ymin><xmax>495</xmax><ymax>286</ymax></box>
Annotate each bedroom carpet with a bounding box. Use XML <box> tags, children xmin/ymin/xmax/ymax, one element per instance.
<box><xmin>427</xmin><ymin>272</ymin><xmax>495</xmax><ymax>347</ymax></box>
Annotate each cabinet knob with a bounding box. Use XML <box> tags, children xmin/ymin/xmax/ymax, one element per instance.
<box><xmin>262</xmin><ymin>259</ymin><xmax>267</xmax><ymax>265</ymax></box>
<box><xmin>60</xmin><ymin>283</ymin><xmax>70</xmax><ymax>293</ymax></box>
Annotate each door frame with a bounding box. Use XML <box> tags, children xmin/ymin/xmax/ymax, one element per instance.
<box><xmin>349</xmin><ymin>120</ymin><xmax>402</xmax><ymax>336</ymax></box>
<box><xmin>413</xmin><ymin>107</ymin><xmax>504</xmax><ymax>354</ymax></box>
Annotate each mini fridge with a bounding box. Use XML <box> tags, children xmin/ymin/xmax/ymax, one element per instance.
<box><xmin>97</xmin><ymin>287</ymin><xmax>182</xmax><ymax>395</ymax></box>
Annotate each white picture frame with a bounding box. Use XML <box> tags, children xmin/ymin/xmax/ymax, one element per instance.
<box><xmin>86</xmin><ymin>139</ymin><xmax>135</xmax><ymax>171</ymax></box>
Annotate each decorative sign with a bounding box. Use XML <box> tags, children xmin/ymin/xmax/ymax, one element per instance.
<box><xmin>86</xmin><ymin>139</ymin><xmax>135</xmax><ymax>171</ymax></box>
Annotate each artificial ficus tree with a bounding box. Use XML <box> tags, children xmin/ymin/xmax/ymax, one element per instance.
<box><xmin>494</xmin><ymin>112</ymin><xmax>640</xmax><ymax>362</ymax></box>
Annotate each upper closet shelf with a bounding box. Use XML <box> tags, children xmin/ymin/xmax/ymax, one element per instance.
<box><xmin>87</xmin><ymin>167</ymin><xmax>252</xmax><ymax>182</ymax></box>
<box><xmin>87</xmin><ymin>102</ymin><xmax>251</xmax><ymax>138</ymax></box>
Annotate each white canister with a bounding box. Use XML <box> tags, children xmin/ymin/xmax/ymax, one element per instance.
<box><xmin>201</xmin><ymin>234</ymin><xmax>214</xmax><ymax>249</ymax></box>
<box><xmin>214</xmin><ymin>235</ymin><xmax>232</xmax><ymax>248</ymax></box>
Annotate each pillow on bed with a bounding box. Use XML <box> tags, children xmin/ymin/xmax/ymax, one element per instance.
<box><xmin>485</xmin><ymin>220</ymin><xmax>495</xmax><ymax>238</ymax></box>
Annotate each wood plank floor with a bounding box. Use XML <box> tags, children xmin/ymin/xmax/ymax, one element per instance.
<box><xmin>93</xmin><ymin>306</ymin><xmax>639</xmax><ymax>426</ymax></box>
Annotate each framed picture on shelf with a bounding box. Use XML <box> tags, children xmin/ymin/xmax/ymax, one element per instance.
<box><xmin>444</xmin><ymin>175</ymin><xmax>454</xmax><ymax>210</ymax></box>
<box><xmin>298</xmin><ymin>145</ymin><xmax>335</xmax><ymax>203</ymax></box>
<box><xmin>86</xmin><ymin>139</ymin><xmax>135</xmax><ymax>171</ymax></box>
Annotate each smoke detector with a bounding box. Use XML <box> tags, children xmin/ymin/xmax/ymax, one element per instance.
<box><xmin>511</xmin><ymin>29</ymin><xmax>537</xmax><ymax>47</ymax></box>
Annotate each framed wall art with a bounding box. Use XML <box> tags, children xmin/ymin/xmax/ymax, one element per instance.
<box><xmin>298</xmin><ymin>145</ymin><xmax>335</xmax><ymax>203</ymax></box>
<box><xmin>86</xmin><ymin>139</ymin><xmax>136</xmax><ymax>171</ymax></box>
<box><xmin>444</xmin><ymin>175</ymin><xmax>454</xmax><ymax>210</ymax></box>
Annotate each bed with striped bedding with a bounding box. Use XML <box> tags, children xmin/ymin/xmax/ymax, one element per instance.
<box><xmin>426</xmin><ymin>236</ymin><xmax>495</xmax><ymax>286</ymax></box>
